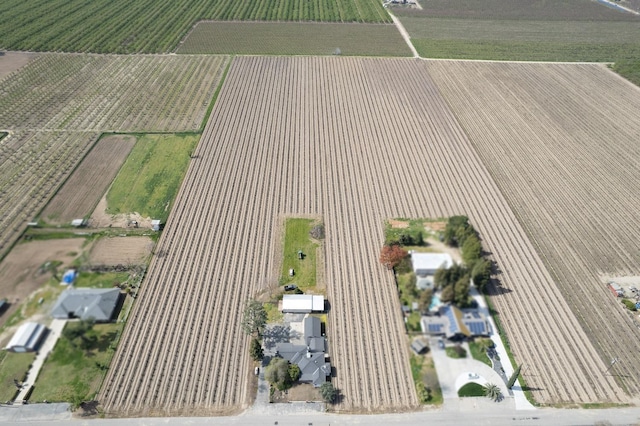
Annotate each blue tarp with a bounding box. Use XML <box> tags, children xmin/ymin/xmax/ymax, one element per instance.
<box><xmin>62</xmin><ymin>270</ymin><xmax>76</xmax><ymax>284</ymax></box>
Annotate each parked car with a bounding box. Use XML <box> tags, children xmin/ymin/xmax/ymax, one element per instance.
<box><xmin>468</xmin><ymin>373</ymin><xmax>479</xmax><ymax>380</ymax></box>
<box><xmin>437</xmin><ymin>339</ymin><xmax>445</xmax><ymax>349</ymax></box>
<box><xmin>284</xmin><ymin>284</ymin><xmax>297</xmax><ymax>291</ymax></box>
<box><xmin>255</xmin><ymin>367</ymin><xmax>260</xmax><ymax>376</ymax></box>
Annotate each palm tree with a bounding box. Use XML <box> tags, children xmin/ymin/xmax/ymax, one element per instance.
<box><xmin>484</xmin><ymin>383</ymin><xmax>503</xmax><ymax>402</ymax></box>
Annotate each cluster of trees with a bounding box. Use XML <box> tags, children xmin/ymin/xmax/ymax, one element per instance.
<box><xmin>264</xmin><ymin>358</ymin><xmax>300</xmax><ymax>391</ymax></box>
<box><xmin>242</xmin><ymin>300</ymin><xmax>267</xmax><ymax>361</ymax></box>
<box><xmin>443</xmin><ymin>216</ymin><xmax>492</xmax><ymax>294</ymax></box>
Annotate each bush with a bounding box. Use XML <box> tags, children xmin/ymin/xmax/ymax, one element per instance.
<box><xmin>249</xmin><ymin>338</ymin><xmax>263</xmax><ymax>361</ymax></box>
<box><xmin>416</xmin><ymin>381</ymin><xmax>432</xmax><ymax>403</ymax></box>
<box><xmin>320</xmin><ymin>382</ymin><xmax>337</xmax><ymax>403</ymax></box>
<box><xmin>622</xmin><ymin>299</ymin><xmax>637</xmax><ymax>311</ymax></box>
<box><xmin>395</xmin><ymin>256</ymin><xmax>413</xmax><ymax>274</ymax></box>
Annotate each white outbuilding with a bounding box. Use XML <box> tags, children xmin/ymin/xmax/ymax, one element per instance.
<box><xmin>281</xmin><ymin>294</ymin><xmax>325</xmax><ymax>313</ymax></box>
<box><xmin>5</xmin><ymin>322</ymin><xmax>47</xmax><ymax>353</ymax></box>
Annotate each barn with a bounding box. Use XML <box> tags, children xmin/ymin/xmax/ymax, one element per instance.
<box><xmin>5</xmin><ymin>322</ymin><xmax>47</xmax><ymax>353</ymax></box>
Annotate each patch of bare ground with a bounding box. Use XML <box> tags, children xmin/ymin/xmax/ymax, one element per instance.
<box><xmin>89</xmin><ymin>195</ymin><xmax>153</xmax><ymax>229</ymax></box>
<box><xmin>0</xmin><ymin>238</ymin><xmax>84</xmax><ymax>329</ymax></box>
<box><xmin>427</xmin><ymin>60</ymin><xmax>640</xmax><ymax>404</ymax></box>
<box><xmin>272</xmin><ymin>384</ymin><xmax>320</xmax><ymax>402</ymax></box>
<box><xmin>0</xmin><ymin>52</ymin><xmax>37</xmax><ymax>81</ymax></box>
<box><xmin>42</xmin><ymin>135</ymin><xmax>136</xmax><ymax>225</ymax></box>
<box><xmin>99</xmin><ymin>56</ymin><xmax>625</xmax><ymax>417</ymax></box>
<box><xmin>89</xmin><ymin>236</ymin><xmax>154</xmax><ymax>266</ymax></box>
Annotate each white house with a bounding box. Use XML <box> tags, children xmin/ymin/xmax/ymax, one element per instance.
<box><xmin>5</xmin><ymin>322</ymin><xmax>47</xmax><ymax>353</ymax></box>
<box><xmin>411</xmin><ymin>252</ymin><xmax>454</xmax><ymax>290</ymax></box>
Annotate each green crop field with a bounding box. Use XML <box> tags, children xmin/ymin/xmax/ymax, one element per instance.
<box><xmin>402</xmin><ymin>18</ymin><xmax>640</xmax><ymax>62</ymax></box>
<box><xmin>394</xmin><ymin>0</ymin><xmax>640</xmax><ymax>75</ymax></box>
<box><xmin>106</xmin><ymin>134</ymin><xmax>199</xmax><ymax>222</ymax></box>
<box><xmin>177</xmin><ymin>21</ymin><xmax>411</xmax><ymax>56</ymax></box>
<box><xmin>0</xmin><ymin>0</ymin><xmax>390</xmax><ymax>54</ymax></box>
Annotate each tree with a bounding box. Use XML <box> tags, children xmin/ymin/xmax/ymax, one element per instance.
<box><xmin>320</xmin><ymin>382</ymin><xmax>337</xmax><ymax>403</ymax></box>
<box><xmin>379</xmin><ymin>245</ymin><xmax>408</xmax><ymax>270</ymax></box>
<box><xmin>484</xmin><ymin>383</ymin><xmax>503</xmax><ymax>402</ymax></box>
<box><xmin>249</xmin><ymin>338</ymin><xmax>263</xmax><ymax>361</ymax></box>
<box><xmin>440</xmin><ymin>284</ymin><xmax>454</xmax><ymax>303</ymax></box>
<box><xmin>453</xmin><ymin>276</ymin><xmax>470</xmax><ymax>306</ymax></box>
<box><xmin>264</xmin><ymin>358</ymin><xmax>294</xmax><ymax>391</ymax></box>
<box><xmin>461</xmin><ymin>234</ymin><xmax>482</xmax><ymax>266</ymax></box>
<box><xmin>62</xmin><ymin>318</ymin><xmax>96</xmax><ymax>349</ymax></box>
<box><xmin>241</xmin><ymin>299</ymin><xmax>267</xmax><ymax>337</ymax></box>
<box><xmin>434</xmin><ymin>264</ymin><xmax>467</xmax><ymax>289</ymax></box>
<box><xmin>507</xmin><ymin>365</ymin><xmax>522</xmax><ymax>389</ymax></box>
<box><xmin>288</xmin><ymin>364</ymin><xmax>301</xmax><ymax>382</ymax></box>
<box><xmin>418</xmin><ymin>288</ymin><xmax>433</xmax><ymax>312</ymax></box>
<box><xmin>471</xmin><ymin>258</ymin><xmax>491</xmax><ymax>292</ymax></box>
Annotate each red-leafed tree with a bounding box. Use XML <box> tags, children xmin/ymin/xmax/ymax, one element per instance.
<box><xmin>379</xmin><ymin>244</ymin><xmax>408</xmax><ymax>270</ymax></box>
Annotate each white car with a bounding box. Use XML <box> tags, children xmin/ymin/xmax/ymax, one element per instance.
<box><xmin>468</xmin><ymin>373</ymin><xmax>479</xmax><ymax>380</ymax></box>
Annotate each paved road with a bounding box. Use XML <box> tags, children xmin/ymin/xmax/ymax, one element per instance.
<box><xmin>6</xmin><ymin>403</ymin><xmax>640</xmax><ymax>426</ymax></box>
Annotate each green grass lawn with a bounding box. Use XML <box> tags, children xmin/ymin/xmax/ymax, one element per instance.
<box><xmin>410</xmin><ymin>354</ymin><xmax>442</xmax><ymax>405</ymax></box>
<box><xmin>445</xmin><ymin>345</ymin><xmax>467</xmax><ymax>359</ymax></box>
<box><xmin>280</xmin><ymin>218</ymin><xmax>320</xmax><ymax>292</ymax></box>
<box><xmin>406</xmin><ymin>312</ymin><xmax>421</xmax><ymax>332</ymax></box>
<box><xmin>177</xmin><ymin>22</ymin><xmax>410</xmax><ymax>56</ymax></box>
<box><xmin>264</xmin><ymin>302</ymin><xmax>284</xmax><ymax>323</ymax></box>
<box><xmin>106</xmin><ymin>134</ymin><xmax>199</xmax><ymax>222</ymax></box>
<box><xmin>74</xmin><ymin>272</ymin><xmax>130</xmax><ymax>289</ymax></box>
<box><xmin>468</xmin><ymin>340</ymin><xmax>492</xmax><ymax>367</ymax></box>
<box><xmin>458</xmin><ymin>382</ymin><xmax>485</xmax><ymax>397</ymax></box>
<box><xmin>30</xmin><ymin>322</ymin><xmax>123</xmax><ymax>405</ymax></box>
<box><xmin>0</xmin><ymin>351</ymin><xmax>36</xmax><ymax>401</ymax></box>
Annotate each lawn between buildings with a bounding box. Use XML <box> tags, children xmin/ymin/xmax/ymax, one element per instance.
<box><xmin>106</xmin><ymin>134</ymin><xmax>199</xmax><ymax>223</ymax></box>
<box><xmin>177</xmin><ymin>22</ymin><xmax>412</xmax><ymax>57</ymax></box>
<box><xmin>30</xmin><ymin>322</ymin><xmax>123</xmax><ymax>406</ymax></box>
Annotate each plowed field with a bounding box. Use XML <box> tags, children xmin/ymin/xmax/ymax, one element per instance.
<box><xmin>100</xmin><ymin>57</ymin><xmax>627</xmax><ymax>416</ymax></box>
<box><xmin>41</xmin><ymin>135</ymin><xmax>136</xmax><ymax>224</ymax></box>
<box><xmin>427</xmin><ymin>60</ymin><xmax>640</xmax><ymax>403</ymax></box>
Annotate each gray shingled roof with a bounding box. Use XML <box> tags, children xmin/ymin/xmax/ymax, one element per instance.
<box><xmin>275</xmin><ymin>316</ymin><xmax>330</xmax><ymax>387</ymax></box>
<box><xmin>51</xmin><ymin>288</ymin><xmax>120</xmax><ymax>321</ymax></box>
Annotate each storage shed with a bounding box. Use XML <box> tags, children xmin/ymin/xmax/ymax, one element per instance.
<box><xmin>281</xmin><ymin>294</ymin><xmax>325</xmax><ymax>313</ymax></box>
<box><xmin>5</xmin><ymin>322</ymin><xmax>47</xmax><ymax>353</ymax></box>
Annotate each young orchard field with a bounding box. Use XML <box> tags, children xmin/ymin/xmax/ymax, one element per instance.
<box><xmin>0</xmin><ymin>54</ymin><xmax>229</xmax><ymax>132</ymax></box>
<box><xmin>0</xmin><ymin>0</ymin><xmax>390</xmax><ymax>54</ymax></box>
<box><xmin>0</xmin><ymin>131</ymin><xmax>99</xmax><ymax>258</ymax></box>
<box><xmin>428</xmin><ymin>60</ymin><xmax>640</xmax><ymax>401</ymax></box>
<box><xmin>100</xmin><ymin>57</ymin><xmax>626</xmax><ymax>416</ymax></box>
<box><xmin>0</xmin><ymin>54</ymin><xmax>228</xmax><ymax>261</ymax></box>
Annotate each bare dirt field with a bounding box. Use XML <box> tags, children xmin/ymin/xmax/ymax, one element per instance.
<box><xmin>427</xmin><ymin>60</ymin><xmax>640</xmax><ymax>403</ymax></box>
<box><xmin>89</xmin><ymin>236</ymin><xmax>154</xmax><ymax>267</ymax></box>
<box><xmin>100</xmin><ymin>56</ymin><xmax>627</xmax><ymax>416</ymax></box>
<box><xmin>0</xmin><ymin>52</ymin><xmax>37</xmax><ymax>81</ymax></box>
<box><xmin>41</xmin><ymin>135</ymin><xmax>136</xmax><ymax>224</ymax></box>
<box><xmin>0</xmin><ymin>238</ymin><xmax>84</xmax><ymax>329</ymax></box>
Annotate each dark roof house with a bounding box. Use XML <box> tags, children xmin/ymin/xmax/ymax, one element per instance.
<box><xmin>51</xmin><ymin>288</ymin><xmax>121</xmax><ymax>321</ymax></box>
<box><xmin>276</xmin><ymin>316</ymin><xmax>331</xmax><ymax>387</ymax></box>
<box><xmin>421</xmin><ymin>305</ymin><xmax>491</xmax><ymax>339</ymax></box>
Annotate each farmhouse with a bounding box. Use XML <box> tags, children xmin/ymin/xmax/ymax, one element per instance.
<box><xmin>411</xmin><ymin>252</ymin><xmax>454</xmax><ymax>290</ymax></box>
<box><xmin>276</xmin><ymin>316</ymin><xmax>331</xmax><ymax>387</ymax></box>
<box><xmin>51</xmin><ymin>288</ymin><xmax>120</xmax><ymax>321</ymax></box>
<box><xmin>421</xmin><ymin>305</ymin><xmax>490</xmax><ymax>340</ymax></box>
<box><xmin>5</xmin><ymin>322</ymin><xmax>47</xmax><ymax>353</ymax></box>
<box><xmin>281</xmin><ymin>294</ymin><xmax>325</xmax><ymax>313</ymax></box>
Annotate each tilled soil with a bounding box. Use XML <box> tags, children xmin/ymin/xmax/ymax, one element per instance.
<box><xmin>99</xmin><ymin>57</ymin><xmax>627</xmax><ymax>416</ymax></box>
